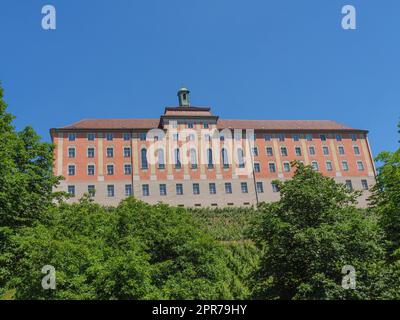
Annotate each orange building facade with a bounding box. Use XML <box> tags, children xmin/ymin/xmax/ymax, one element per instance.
<box><xmin>50</xmin><ymin>88</ymin><xmax>376</xmax><ymax>207</ymax></box>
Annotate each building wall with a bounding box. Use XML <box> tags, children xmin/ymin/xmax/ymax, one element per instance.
<box><xmin>52</xmin><ymin>127</ymin><xmax>375</xmax><ymax>208</ymax></box>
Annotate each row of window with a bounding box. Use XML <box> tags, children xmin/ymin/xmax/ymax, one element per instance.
<box><xmin>258</xmin><ymin>145</ymin><xmax>361</xmax><ymax>157</ymax></box>
<box><xmin>66</xmin><ymin>159</ymin><xmax>366</xmax><ymax>176</ymax></box>
<box><xmin>67</xmin><ymin>132</ymin><xmax>359</xmax><ymax>143</ymax></box>
<box><xmin>67</xmin><ymin>182</ymin><xmax>264</xmax><ymax>198</ymax></box>
<box><xmin>68</xmin><ymin>147</ymin><xmax>132</xmax><ymax>158</ymax></box>
<box><xmin>263</xmin><ymin>133</ymin><xmax>358</xmax><ymax>142</ymax></box>
<box><xmin>67</xmin><ymin>145</ymin><xmax>362</xmax><ymax>168</ymax></box>
<box><xmin>67</xmin><ymin>178</ymin><xmax>369</xmax><ymax>198</ymax></box>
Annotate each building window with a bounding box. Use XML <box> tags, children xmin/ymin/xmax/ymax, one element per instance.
<box><xmin>87</xmin><ymin>133</ymin><xmax>95</xmax><ymax>141</ymax></box>
<box><xmin>336</xmin><ymin>134</ymin><xmax>342</xmax><ymax>141</ymax></box>
<box><xmin>68</xmin><ymin>185</ymin><xmax>75</xmax><ymax>197</ymax></box>
<box><xmin>266</xmin><ymin>146</ymin><xmax>273</xmax><ymax>156</ymax></box>
<box><xmin>241</xmin><ymin>182</ymin><xmax>248</xmax><ymax>193</ymax></box>
<box><xmin>306</xmin><ymin>134</ymin><xmax>313</xmax><ymax>141</ymax></box>
<box><xmin>157</xmin><ymin>149</ymin><xmax>165</xmax><ymax>169</ymax></box>
<box><xmin>106</xmin><ymin>133</ymin><xmax>113</xmax><ymax>141</ymax></box>
<box><xmin>320</xmin><ymin>134</ymin><xmax>327</xmax><ymax>141</ymax></box>
<box><xmin>124</xmin><ymin>147</ymin><xmax>131</xmax><ymax>157</ymax></box>
<box><xmin>142</xmin><ymin>184</ymin><xmax>149</xmax><ymax>196</ymax></box>
<box><xmin>68</xmin><ymin>147</ymin><xmax>76</xmax><ymax>158</ymax></box>
<box><xmin>264</xmin><ymin>134</ymin><xmax>272</xmax><ymax>141</ymax></box>
<box><xmin>209</xmin><ymin>183</ymin><xmax>216</xmax><ymax>195</ymax></box>
<box><xmin>295</xmin><ymin>147</ymin><xmax>302</xmax><ymax>156</ymax></box>
<box><xmin>141</xmin><ymin>148</ymin><xmax>148</xmax><ymax>169</ymax></box>
<box><xmin>326</xmin><ymin>161</ymin><xmax>333</xmax><ymax>172</ymax></box>
<box><xmin>283</xmin><ymin>162</ymin><xmax>290</xmax><ymax>172</ymax></box>
<box><xmin>338</xmin><ymin>146</ymin><xmax>345</xmax><ymax>155</ymax></box>
<box><xmin>281</xmin><ymin>147</ymin><xmax>288</xmax><ymax>157</ymax></box>
<box><xmin>293</xmin><ymin>134</ymin><xmax>300</xmax><ymax>142</ymax></box>
<box><xmin>278</xmin><ymin>134</ymin><xmax>285</xmax><ymax>141</ymax></box>
<box><xmin>176</xmin><ymin>184</ymin><xmax>183</xmax><ymax>195</ymax></box>
<box><xmin>173</xmin><ymin>133</ymin><xmax>179</xmax><ymax>141</ymax></box>
<box><xmin>106</xmin><ymin>147</ymin><xmax>114</xmax><ymax>158</ymax></box>
<box><xmin>311</xmin><ymin>161</ymin><xmax>319</xmax><ymax>171</ymax></box>
<box><xmin>68</xmin><ymin>133</ymin><xmax>76</xmax><ymax>141</ymax></box>
<box><xmin>342</xmin><ymin>161</ymin><xmax>349</xmax><ymax>171</ymax></box>
<box><xmin>139</xmin><ymin>132</ymin><xmax>147</xmax><ymax>141</ymax></box>
<box><xmin>68</xmin><ymin>165</ymin><xmax>75</xmax><ymax>176</ymax></box>
<box><xmin>87</xmin><ymin>147</ymin><xmax>95</xmax><ymax>158</ymax></box>
<box><xmin>361</xmin><ymin>179</ymin><xmax>369</xmax><ymax>190</ymax></box>
<box><xmin>309</xmin><ymin>146</ymin><xmax>316</xmax><ymax>156</ymax></box>
<box><xmin>188</xmin><ymin>122</ymin><xmax>194</xmax><ymax>128</ymax></box>
<box><xmin>222</xmin><ymin>148</ymin><xmax>229</xmax><ymax>168</ymax></box>
<box><xmin>123</xmin><ymin>133</ymin><xmax>131</xmax><ymax>141</ymax></box>
<box><xmin>357</xmin><ymin>161</ymin><xmax>364</xmax><ymax>171</ymax></box>
<box><xmin>87</xmin><ymin>165</ymin><xmax>95</xmax><ymax>176</ymax></box>
<box><xmin>124</xmin><ymin>164</ymin><xmax>132</xmax><ymax>175</ymax></box>
<box><xmin>107</xmin><ymin>164</ymin><xmax>114</xmax><ymax>175</ymax></box>
<box><xmin>88</xmin><ymin>185</ymin><xmax>95</xmax><ymax>196</ymax></box>
<box><xmin>251</xmin><ymin>147</ymin><xmax>259</xmax><ymax>156</ymax></box>
<box><xmin>254</xmin><ymin>162</ymin><xmax>260</xmax><ymax>173</ymax></box>
<box><xmin>203</xmin><ymin>123</ymin><xmax>209</xmax><ymax>129</ymax></box>
<box><xmin>272</xmin><ymin>183</ymin><xmax>280</xmax><ymax>193</ymax></box>
<box><xmin>174</xmin><ymin>148</ymin><xmax>182</xmax><ymax>169</ymax></box>
<box><xmin>207</xmin><ymin>148</ymin><xmax>214</xmax><ymax>169</ymax></box>
<box><xmin>322</xmin><ymin>146</ymin><xmax>329</xmax><ymax>156</ymax></box>
<box><xmin>269</xmin><ymin>163</ymin><xmax>276</xmax><ymax>173</ymax></box>
<box><xmin>193</xmin><ymin>183</ymin><xmax>200</xmax><ymax>195</ymax></box>
<box><xmin>107</xmin><ymin>185</ymin><xmax>115</xmax><ymax>197</ymax></box>
<box><xmin>256</xmin><ymin>182</ymin><xmax>264</xmax><ymax>193</ymax></box>
<box><xmin>354</xmin><ymin>146</ymin><xmax>360</xmax><ymax>155</ymax></box>
<box><xmin>125</xmin><ymin>184</ymin><xmax>132</xmax><ymax>196</ymax></box>
<box><xmin>237</xmin><ymin>148</ymin><xmax>245</xmax><ymax>168</ymax></box>
<box><xmin>225</xmin><ymin>183</ymin><xmax>232</xmax><ymax>194</ymax></box>
<box><xmin>159</xmin><ymin>184</ymin><xmax>167</xmax><ymax>196</ymax></box>
<box><xmin>350</xmin><ymin>134</ymin><xmax>357</xmax><ymax>141</ymax></box>
<box><xmin>345</xmin><ymin>180</ymin><xmax>353</xmax><ymax>191</ymax></box>
<box><xmin>190</xmin><ymin>148</ymin><xmax>197</xmax><ymax>169</ymax></box>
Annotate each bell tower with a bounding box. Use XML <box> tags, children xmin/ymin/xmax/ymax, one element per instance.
<box><xmin>177</xmin><ymin>87</ymin><xmax>190</xmax><ymax>107</ymax></box>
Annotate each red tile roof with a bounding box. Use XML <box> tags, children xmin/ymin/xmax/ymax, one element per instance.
<box><xmin>218</xmin><ymin>119</ymin><xmax>359</xmax><ymax>131</ymax></box>
<box><xmin>61</xmin><ymin>119</ymin><xmax>160</xmax><ymax>129</ymax></box>
<box><xmin>57</xmin><ymin>118</ymin><xmax>365</xmax><ymax>132</ymax></box>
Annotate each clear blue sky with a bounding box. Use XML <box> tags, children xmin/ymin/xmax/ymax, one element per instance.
<box><xmin>1</xmin><ymin>0</ymin><xmax>399</xmax><ymax>156</ymax></box>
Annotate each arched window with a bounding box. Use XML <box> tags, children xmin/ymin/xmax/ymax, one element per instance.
<box><xmin>207</xmin><ymin>148</ymin><xmax>214</xmax><ymax>168</ymax></box>
<box><xmin>237</xmin><ymin>148</ymin><xmax>245</xmax><ymax>168</ymax></box>
<box><xmin>222</xmin><ymin>148</ymin><xmax>229</xmax><ymax>168</ymax></box>
<box><xmin>141</xmin><ymin>148</ymin><xmax>148</xmax><ymax>169</ymax></box>
<box><xmin>174</xmin><ymin>148</ymin><xmax>181</xmax><ymax>169</ymax></box>
<box><xmin>190</xmin><ymin>148</ymin><xmax>197</xmax><ymax>169</ymax></box>
<box><xmin>157</xmin><ymin>148</ymin><xmax>165</xmax><ymax>169</ymax></box>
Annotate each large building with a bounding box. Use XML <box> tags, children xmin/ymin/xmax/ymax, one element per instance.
<box><xmin>50</xmin><ymin>88</ymin><xmax>376</xmax><ymax>207</ymax></box>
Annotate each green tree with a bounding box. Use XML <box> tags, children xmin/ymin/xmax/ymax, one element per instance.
<box><xmin>370</xmin><ymin>122</ymin><xmax>400</xmax><ymax>256</ymax></box>
<box><xmin>0</xmin><ymin>83</ymin><xmax>62</xmax><ymax>297</ymax></box>
<box><xmin>0</xmin><ymin>84</ymin><xmax>61</xmax><ymax>229</ymax></box>
<box><xmin>251</xmin><ymin>163</ymin><xmax>390</xmax><ymax>300</ymax></box>
<box><xmin>7</xmin><ymin>197</ymin><xmax>247</xmax><ymax>299</ymax></box>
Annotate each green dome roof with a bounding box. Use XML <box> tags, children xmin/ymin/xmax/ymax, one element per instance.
<box><xmin>178</xmin><ymin>87</ymin><xmax>190</xmax><ymax>93</ymax></box>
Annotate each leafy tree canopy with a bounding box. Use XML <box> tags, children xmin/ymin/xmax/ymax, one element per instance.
<box><xmin>251</xmin><ymin>163</ymin><xmax>393</xmax><ymax>299</ymax></box>
<box><xmin>370</xmin><ymin>122</ymin><xmax>400</xmax><ymax>256</ymax></box>
<box><xmin>7</xmin><ymin>197</ymin><xmax>248</xmax><ymax>299</ymax></box>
